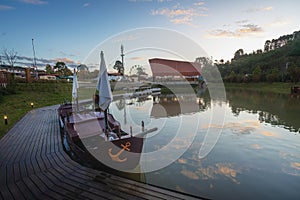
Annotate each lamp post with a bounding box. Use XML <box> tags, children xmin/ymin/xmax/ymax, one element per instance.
<box><xmin>4</xmin><ymin>114</ymin><xmax>8</xmax><ymax>125</ymax></box>
<box><xmin>30</xmin><ymin>102</ymin><xmax>34</xmax><ymax>108</ymax></box>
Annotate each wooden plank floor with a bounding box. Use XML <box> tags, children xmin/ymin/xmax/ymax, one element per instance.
<box><xmin>0</xmin><ymin>105</ymin><xmax>203</xmax><ymax>200</ymax></box>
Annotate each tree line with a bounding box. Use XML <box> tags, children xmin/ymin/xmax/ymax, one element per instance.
<box><xmin>214</xmin><ymin>30</ymin><xmax>300</xmax><ymax>84</ymax></box>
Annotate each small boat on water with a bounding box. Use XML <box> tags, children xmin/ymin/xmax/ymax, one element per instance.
<box><xmin>58</xmin><ymin>51</ymin><xmax>156</xmax><ymax>171</ymax></box>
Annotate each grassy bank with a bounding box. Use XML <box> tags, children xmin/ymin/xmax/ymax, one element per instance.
<box><xmin>224</xmin><ymin>82</ymin><xmax>294</xmax><ymax>95</ymax></box>
<box><xmin>0</xmin><ymin>82</ymin><xmax>71</xmax><ymax>138</ymax></box>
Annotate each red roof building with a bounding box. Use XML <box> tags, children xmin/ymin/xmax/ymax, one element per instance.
<box><xmin>149</xmin><ymin>58</ymin><xmax>202</xmax><ymax>78</ymax></box>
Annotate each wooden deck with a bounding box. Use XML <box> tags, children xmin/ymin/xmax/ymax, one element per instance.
<box><xmin>0</xmin><ymin>105</ymin><xmax>203</xmax><ymax>200</ymax></box>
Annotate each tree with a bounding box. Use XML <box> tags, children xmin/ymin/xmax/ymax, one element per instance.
<box><xmin>228</xmin><ymin>71</ymin><xmax>236</xmax><ymax>82</ymax></box>
<box><xmin>256</xmin><ymin>49</ymin><xmax>263</xmax><ymax>54</ymax></box>
<box><xmin>287</xmin><ymin>65</ymin><xmax>300</xmax><ymax>84</ymax></box>
<box><xmin>113</xmin><ymin>60</ymin><xmax>124</xmax><ymax>75</ymax></box>
<box><xmin>264</xmin><ymin>40</ymin><xmax>271</xmax><ymax>52</ymax></box>
<box><xmin>45</xmin><ymin>64</ymin><xmax>54</xmax><ymax>74</ymax></box>
<box><xmin>130</xmin><ymin>65</ymin><xmax>147</xmax><ymax>80</ymax></box>
<box><xmin>54</xmin><ymin>61</ymin><xmax>66</xmax><ymax>71</ymax></box>
<box><xmin>195</xmin><ymin>57</ymin><xmax>211</xmax><ymax>66</ymax></box>
<box><xmin>53</xmin><ymin>61</ymin><xmax>72</xmax><ymax>77</ymax></box>
<box><xmin>115</xmin><ymin>99</ymin><xmax>125</xmax><ymax>110</ymax></box>
<box><xmin>234</xmin><ymin>49</ymin><xmax>244</xmax><ymax>60</ymax></box>
<box><xmin>76</xmin><ymin>64</ymin><xmax>89</xmax><ymax>79</ymax></box>
<box><xmin>266</xmin><ymin>69</ymin><xmax>279</xmax><ymax>82</ymax></box>
<box><xmin>252</xmin><ymin>66</ymin><xmax>262</xmax><ymax>82</ymax></box>
<box><xmin>77</xmin><ymin>64</ymin><xmax>88</xmax><ymax>72</ymax></box>
<box><xmin>2</xmin><ymin>48</ymin><xmax>18</xmax><ymax>75</ymax></box>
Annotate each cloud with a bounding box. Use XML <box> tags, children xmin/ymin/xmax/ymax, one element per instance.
<box><xmin>258</xmin><ymin>130</ymin><xmax>278</xmax><ymax>137</ymax></box>
<box><xmin>11</xmin><ymin>55</ymin><xmax>77</xmax><ymax>69</ymax></box>
<box><xmin>236</xmin><ymin>20</ymin><xmax>249</xmax><ymax>24</ymax></box>
<box><xmin>129</xmin><ymin>56</ymin><xmax>145</xmax><ymax>61</ymax></box>
<box><xmin>291</xmin><ymin>162</ymin><xmax>300</xmax><ymax>171</ymax></box>
<box><xmin>151</xmin><ymin>8</ymin><xmax>202</xmax><ymax>26</ymax></box>
<box><xmin>194</xmin><ymin>1</ymin><xmax>205</xmax><ymax>7</ymax></box>
<box><xmin>20</xmin><ymin>0</ymin><xmax>47</xmax><ymax>5</ymax></box>
<box><xmin>54</xmin><ymin>57</ymin><xmax>75</xmax><ymax>64</ymax></box>
<box><xmin>177</xmin><ymin>158</ymin><xmax>187</xmax><ymax>164</ymax></box>
<box><xmin>0</xmin><ymin>5</ymin><xmax>14</xmax><ymax>10</ymax></box>
<box><xmin>83</xmin><ymin>3</ymin><xmax>90</xmax><ymax>7</ymax></box>
<box><xmin>208</xmin><ymin>24</ymin><xmax>263</xmax><ymax>38</ymax></box>
<box><xmin>250</xmin><ymin>144</ymin><xmax>263</xmax><ymax>150</ymax></box>
<box><xmin>151</xmin><ymin>8</ymin><xmax>196</xmax><ymax>18</ymax></box>
<box><xmin>239</xmin><ymin>24</ymin><xmax>263</xmax><ymax>33</ymax></box>
<box><xmin>244</xmin><ymin>6</ymin><xmax>273</xmax><ymax>13</ymax></box>
<box><xmin>181</xmin><ymin>169</ymin><xmax>199</xmax><ymax>180</ymax></box>
<box><xmin>194</xmin><ymin>1</ymin><xmax>208</xmax><ymax>11</ymax></box>
<box><xmin>170</xmin><ymin>15</ymin><xmax>192</xmax><ymax>24</ymax></box>
<box><xmin>151</xmin><ymin>2</ymin><xmax>208</xmax><ymax>26</ymax></box>
<box><xmin>196</xmin><ymin>162</ymin><xmax>241</xmax><ymax>184</ymax></box>
<box><xmin>112</xmin><ymin>34</ymin><xmax>141</xmax><ymax>43</ymax></box>
<box><xmin>59</xmin><ymin>51</ymin><xmax>76</xmax><ymax>58</ymax></box>
<box><xmin>269</xmin><ymin>18</ymin><xmax>292</xmax><ymax>27</ymax></box>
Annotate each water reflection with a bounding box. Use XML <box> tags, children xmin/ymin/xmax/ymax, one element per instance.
<box><xmin>109</xmin><ymin>89</ymin><xmax>300</xmax><ymax>199</ymax></box>
<box><xmin>151</xmin><ymin>94</ymin><xmax>209</xmax><ymax>118</ymax></box>
<box><xmin>115</xmin><ymin>88</ymin><xmax>300</xmax><ymax>133</ymax></box>
<box><xmin>227</xmin><ymin>89</ymin><xmax>300</xmax><ymax>133</ymax></box>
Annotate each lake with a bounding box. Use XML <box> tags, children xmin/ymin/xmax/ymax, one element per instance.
<box><xmin>109</xmin><ymin>89</ymin><xmax>300</xmax><ymax>200</ymax></box>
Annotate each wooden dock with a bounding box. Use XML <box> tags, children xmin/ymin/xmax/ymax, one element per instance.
<box><xmin>0</xmin><ymin>105</ymin><xmax>203</xmax><ymax>200</ymax></box>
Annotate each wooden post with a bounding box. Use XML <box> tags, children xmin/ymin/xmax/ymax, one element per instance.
<box><xmin>25</xmin><ymin>68</ymin><xmax>31</xmax><ymax>83</ymax></box>
<box><xmin>141</xmin><ymin>120</ymin><xmax>144</xmax><ymax>132</ymax></box>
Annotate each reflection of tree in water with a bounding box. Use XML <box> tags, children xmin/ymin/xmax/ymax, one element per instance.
<box><xmin>258</xmin><ymin>111</ymin><xmax>281</xmax><ymax>127</ymax></box>
<box><xmin>197</xmin><ymin>92</ymin><xmax>211</xmax><ymax>112</ymax></box>
<box><xmin>230</xmin><ymin>107</ymin><xmax>245</xmax><ymax>117</ymax></box>
<box><xmin>115</xmin><ymin>98</ymin><xmax>125</xmax><ymax>110</ymax></box>
<box><xmin>227</xmin><ymin>89</ymin><xmax>300</xmax><ymax>133</ymax></box>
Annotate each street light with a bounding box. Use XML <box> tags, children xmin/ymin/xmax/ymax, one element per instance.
<box><xmin>4</xmin><ymin>114</ymin><xmax>8</xmax><ymax>125</ymax></box>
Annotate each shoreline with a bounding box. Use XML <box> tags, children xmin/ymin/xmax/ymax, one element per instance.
<box><xmin>0</xmin><ymin>82</ymin><xmax>295</xmax><ymax>138</ymax></box>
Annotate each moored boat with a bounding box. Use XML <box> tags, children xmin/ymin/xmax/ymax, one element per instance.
<box><xmin>58</xmin><ymin>51</ymin><xmax>156</xmax><ymax>172</ymax></box>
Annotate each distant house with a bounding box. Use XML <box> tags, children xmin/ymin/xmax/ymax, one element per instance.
<box><xmin>148</xmin><ymin>58</ymin><xmax>202</xmax><ymax>82</ymax></box>
<box><xmin>40</xmin><ymin>75</ymin><xmax>57</xmax><ymax>80</ymax></box>
<box><xmin>0</xmin><ymin>64</ymin><xmax>46</xmax><ymax>79</ymax></box>
<box><xmin>0</xmin><ymin>70</ymin><xmax>11</xmax><ymax>88</ymax></box>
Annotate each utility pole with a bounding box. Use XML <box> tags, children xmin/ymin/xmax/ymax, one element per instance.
<box><xmin>32</xmin><ymin>38</ymin><xmax>38</xmax><ymax>79</ymax></box>
<box><xmin>121</xmin><ymin>44</ymin><xmax>124</xmax><ymax>76</ymax></box>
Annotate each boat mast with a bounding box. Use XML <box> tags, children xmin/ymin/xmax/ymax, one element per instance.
<box><xmin>32</xmin><ymin>38</ymin><xmax>38</xmax><ymax>79</ymax></box>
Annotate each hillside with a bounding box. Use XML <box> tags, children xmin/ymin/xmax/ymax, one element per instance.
<box><xmin>217</xmin><ymin>30</ymin><xmax>300</xmax><ymax>83</ymax></box>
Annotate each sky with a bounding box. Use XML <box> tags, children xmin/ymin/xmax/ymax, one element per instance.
<box><xmin>0</xmin><ymin>0</ymin><xmax>299</xmax><ymax>74</ymax></box>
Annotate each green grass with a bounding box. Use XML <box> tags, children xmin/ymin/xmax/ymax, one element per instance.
<box><xmin>0</xmin><ymin>82</ymin><xmax>72</xmax><ymax>138</ymax></box>
<box><xmin>224</xmin><ymin>82</ymin><xmax>294</xmax><ymax>95</ymax></box>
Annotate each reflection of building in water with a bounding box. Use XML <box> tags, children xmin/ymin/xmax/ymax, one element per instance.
<box><xmin>151</xmin><ymin>94</ymin><xmax>207</xmax><ymax>118</ymax></box>
<box><xmin>149</xmin><ymin>58</ymin><xmax>202</xmax><ymax>83</ymax></box>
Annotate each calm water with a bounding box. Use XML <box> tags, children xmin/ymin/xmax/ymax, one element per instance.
<box><xmin>110</xmin><ymin>89</ymin><xmax>300</xmax><ymax>200</ymax></box>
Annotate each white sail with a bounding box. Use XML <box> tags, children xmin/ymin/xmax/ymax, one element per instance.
<box><xmin>72</xmin><ymin>69</ymin><xmax>79</xmax><ymax>100</ymax></box>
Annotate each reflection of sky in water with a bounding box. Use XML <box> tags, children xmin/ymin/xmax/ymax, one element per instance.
<box><xmin>110</xmin><ymin>95</ymin><xmax>300</xmax><ymax>200</ymax></box>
